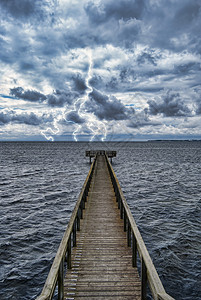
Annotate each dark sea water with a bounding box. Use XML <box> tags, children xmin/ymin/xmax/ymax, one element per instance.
<box><xmin>0</xmin><ymin>141</ymin><xmax>201</xmax><ymax>300</ymax></box>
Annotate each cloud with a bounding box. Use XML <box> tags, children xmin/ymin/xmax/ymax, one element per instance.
<box><xmin>142</xmin><ymin>0</ymin><xmax>201</xmax><ymax>53</ymax></box>
<box><xmin>81</xmin><ymin>0</ymin><xmax>143</xmax><ymax>48</ymax></box>
<box><xmin>137</xmin><ymin>50</ymin><xmax>159</xmax><ymax>66</ymax></box>
<box><xmin>196</xmin><ymin>104</ymin><xmax>201</xmax><ymax>115</ymax></box>
<box><xmin>195</xmin><ymin>89</ymin><xmax>201</xmax><ymax>115</ymax></box>
<box><xmin>0</xmin><ymin>0</ymin><xmax>36</xmax><ymax>18</ymax></box>
<box><xmin>10</xmin><ymin>87</ymin><xmax>47</xmax><ymax>102</ymax></box>
<box><xmin>127</xmin><ymin>110</ymin><xmax>160</xmax><ymax>128</ymax></box>
<box><xmin>10</xmin><ymin>87</ymin><xmax>79</xmax><ymax>108</ymax></box>
<box><xmin>46</xmin><ymin>90</ymin><xmax>77</xmax><ymax>107</ymax></box>
<box><xmin>0</xmin><ymin>0</ymin><xmax>50</xmax><ymax>21</ymax></box>
<box><xmin>106</xmin><ymin>77</ymin><xmax>119</xmax><ymax>91</ymax></box>
<box><xmin>173</xmin><ymin>2</ymin><xmax>200</xmax><ymax>30</ymax></box>
<box><xmin>0</xmin><ymin>109</ymin><xmax>52</xmax><ymax>126</ymax></box>
<box><xmin>148</xmin><ymin>91</ymin><xmax>192</xmax><ymax>117</ymax></box>
<box><xmin>65</xmin><ymin>111</ymin><xmax>85</xmax><ymax>124</ymax></box>
<box><xmin>87</xmin><ymin>88</ymin><xmax>133</xmax><ymax>121</ymax></box>
<box><xmin>85</xmin><ymin>0</ymin><xmax>145</xmax><ymax>24</ymax></box>
<box><xmin>90</xmin><ymin>74</ymin><xmax>105</xmax><ymax>90</ymax></box>
<box><xmin>0</xmin><ymin>0</ymin><xmax>201</xmax><ymax>140</ymax></box>
<box><xmin>173</xmin><ymin>62</ymin><xmax>201</xmax><ymax>76</ymax></box>
<box><xmin>72</xmin><ymin>74</ymin><xmax>87</xmax><ymax>93</ymax></box>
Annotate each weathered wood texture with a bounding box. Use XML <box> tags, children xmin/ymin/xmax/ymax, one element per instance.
<box><xmin>64</xmin><ymin>155</ymin><xmax>141</xmax><ymax>299</ymax></box>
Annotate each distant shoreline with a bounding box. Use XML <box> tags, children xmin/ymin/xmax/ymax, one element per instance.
<box><xmin>0</xmin><ymin>139</ymin><xmax>201</xmax><ymax>143</ymax></box>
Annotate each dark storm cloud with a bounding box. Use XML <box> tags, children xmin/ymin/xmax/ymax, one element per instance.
<box><xmin>80</xmin><ymin>0</ymin><xmax>143</xmax><ymax>48</ymax></box>
<box><xmin>61</xmin><ymin>15</ymin><xmax>141</xmax><ymax>49</ymax></box>
<box><xmin>196</xmin><ymin>105</ymin><xmax>201</xmax><ymax>115</ymax></box>
<box><xmin>143</xmin><ymin>0</ymin><xmax>201</xmax><ymax>53</ymax></box>
<box><xmin>90</xmin><ymin>74</ymin><xmax>104</xmax><ymax>90</ymax></box>
<box><xmin>119</xmin><ymin>67</ymin><xmax>136</xmax><ymax>83</ymax></box>
<box><xmin>0</xmin><ymin>0</ymin><xmax>36</xmax><ymax>18</ymax></box>
<box><xmin>72</xmin><ymin>74</ymin><xmax>87</xmax><ymax>93</ymax></box>
<box><xmin>137</xmin><ymin>51</ymin><xmax>159</xmax><ymax>66</ymax></box>
<box><xmin>127</xmin><ymin>110</ymin><xmax>160</xmax><ymax>128</ymax></box>
<box><xmin>10</xmin><ymin>87</ymin><xmax>78</xmax><ymax>108</ymax></box>
<box><xmin>106</xmin><ymin>77</ymin><xmax>119</xmax><ymax>91</ymax></box>
<box><xmin>0</xmin><ymin>0</ymin><xmax>48</xmax><ymax>21</ymax></box>
<box><xmin>0</xmin><ymin>25</ymin><xmax>47</xmax><ymax>78</ymax></box>
<box><xmin>195</xmin><ymin>91</ymin><xmax>201</xmax><ymax>115</ymax></box>
<box><xmin>87</xmin><ymin>89</ymin><xmax>133</xmax><ymax>121</ymax></box>
<box><xmin>173</xmin><ymin>62</ymin><xmax>201</xmax><ymax>76</ymax></box>
<box><xmin>0</xmin><ymin>34</ymin><xmax>15</xmax><ymax>65</ymax></box>
<box><xmin>196</xmin><ymin>104</ymin><xmax>201</xmax><ymax>115</ymax></box>
<box><xmin>10</xmin><ymin>87</ymin><xmax>47</xmax><ymax>102</ymax></box>
<box><xmin>46</xmin><ymin>90</ymin><xmax>77</xmax><ymax>107</ymax></box>
<box><xmin>85</xmin><ymin>0</ymin><xmax>145</xmax><ymax>24</ymax></box>
<box><xmin>0</xmin><ymin>110</ymin><xmax>52</xmax><ymax>126</ymax></box>
<box><xmin>65</xmin><ymin>111</ymin><xmax>85</xmax><ymax>124</ymax></box>
<box><xmin>148</xmin><ymin>91</ymin><xmax>192</xmax><ymax>117</ymax></box>
<box><xmin>173</xmin><ymin>2</ymin><xmax>200</xmax><ymax>30</ymax></box>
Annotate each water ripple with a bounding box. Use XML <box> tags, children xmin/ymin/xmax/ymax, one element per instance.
<box><xmin>0</xmin><ymin>141</ymin><xmax>201</xmax><ymax>299</ymax></box>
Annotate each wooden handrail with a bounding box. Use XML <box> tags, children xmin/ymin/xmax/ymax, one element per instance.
<box><xmin>105</xmin><ymin>154</ymin><xmax>175</xmax><ymax>300</ymax></box>
<box><xmin>36</xmin><ymin>155</ymin><xmax>97</xmax><ymax>300</ymax></box>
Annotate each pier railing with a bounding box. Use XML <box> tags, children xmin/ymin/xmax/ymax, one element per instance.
<box><xmin>36</xmin><ymin>155</ymin><xmax>97</xmax><ymax>300</ymax></box>
<box><xmin>105</xmin><ymin>154</ymin><xmax>174</xmax><ymax>300</ymax></box>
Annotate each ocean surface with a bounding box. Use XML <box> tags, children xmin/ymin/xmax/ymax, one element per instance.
<box><xmin>0</xmin><ymin>141</ymin><xmax>201</xmax><ymax>300</ymax></box>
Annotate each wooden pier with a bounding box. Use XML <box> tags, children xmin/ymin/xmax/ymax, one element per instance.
<box><xmin>36</xmin><ymin>152</ymin><xmax>174</xmax><ymax>300</ymax></box>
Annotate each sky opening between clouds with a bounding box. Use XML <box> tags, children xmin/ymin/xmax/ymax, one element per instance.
<box><xmin>0</xmin><ymin>0</ymin><xmax>201</xmax><ymax>141</ymax></box>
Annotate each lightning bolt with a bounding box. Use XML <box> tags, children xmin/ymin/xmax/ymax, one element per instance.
<box><xmin>41</xmin><ymin>48</ymin><xmax>107</xmax><ymax>142</ymax></box>
<box><xmin>40</xmin><ymin>108</ymin><xmax>66</xmax><ymax>141</ymax></box>
<box><xmin>69</xmin><ymin>48</ymin><xmax>107</xmax><ymax>142</ymax></box>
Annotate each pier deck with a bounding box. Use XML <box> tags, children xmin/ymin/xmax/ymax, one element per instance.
<box><xmin>64</xmin><ymin>155</ymin><xmax>141</xmax><ymax>299</ymax></box>
<box><xmin>36</xmin><ymin>151</ymin><xmax>174</xmax><ymax>300</ymax></box>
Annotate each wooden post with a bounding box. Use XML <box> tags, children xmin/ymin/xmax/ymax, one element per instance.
<box><xmin>141</xmin><ymin>258</ymin><xmax>147</xmax><ymax>300</ymax></box>
<box><xmin>124</xmin><ymin>208</ymin><xmax>127</xmax><ymax>232</ymax></box>
<box><xmin>77</xmin><ymin>212</ymin><xmax>80</xmax><ymax>231</ymax></box>
<box><xmin>80</xmin><ymin>204</ymin><xmax>83</xmax><ymax>219</ymax></box>
<box><xmin>132</xmin><ymin>232</ymin><xmax>137</xmax><ymax>267</ymax></box>
<box><xmin>118</xmin><ymin>192</ymin><xmax>120</xmax><ymax>209</ymax></box>
<box><xmin>67</xmin><ymin>234</ymin><xmax>71</xmax><ymax>269</ymax></box>
<box><xmin>73</xmin><ymin>221</ymin><xmax>76</xmax><ymax>247</ymax></box>
<box><xmin>120</xmin><ymin>199</ymin><xmax>123</xmax><ymax>219</ymax></box>
<box><xmin>58</xmin><ymin>257</ymin><xmax>64</xmax><ymax>300</ymax></box>
<box><xmin>83</xmin><ymin>190</ymin><xmax>87</xmax><ymax>203</ymax></box>
<box><xmin>127</xmin><ymin>221</ymin><xmax>131</xmax><ymax>247</ymax></box>
<box><xmin>116</xmin><ymin>187</ymin><xmax>118</xmax><ymax>203</ymax></box>
<box><xmin>82</xmin><ymin>197</ymin><xmax>85</xmax><ymax>209</ymax></box>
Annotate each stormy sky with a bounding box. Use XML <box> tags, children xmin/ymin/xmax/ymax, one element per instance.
<box><xmin>0</xmin><ymin>0</ymin><xmax>201</xmax><ymax>141</ymax></box>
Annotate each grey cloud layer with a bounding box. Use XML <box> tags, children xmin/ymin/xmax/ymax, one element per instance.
<box><xmin>0</xmin><ymin>109</ymin><xmax>52</xmax><ymax>126</ymax></box>
<box><xmin>87</xmin><ymin>89</ymin><xmax>133</xmax><ymax>121</ymax></box>
<box><xmin>10</xmin><ymin>87</ymin><xmax>47</xmax><ymax>102</ymax></box>
<box><xmin>148</xmin><ymin>91</ymin><xmax>192</xmax><ymax>117</ymax></box>
<box><xmin>10</xmin><ymin>87</ymin><xmax>78</xmax><ymax>107</ymax></box>
<box><xmin>0</xmin><ymin>0</ymin><xmax>40</xmax><ymax>19</ymax></box>
<box><xmin>85</xmin><ymin>0</ymin><xmax>145</xmax><ymax>23</ymax></box>
<box><xmin>0</xmin><ymin>0</ymin><xmax>201</xmax><ymax>139</ymax></box>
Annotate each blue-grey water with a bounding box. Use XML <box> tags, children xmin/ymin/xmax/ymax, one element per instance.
<box><xmin>0</xmin><ymin>141</ymin><xmax>201</xmax><ymax>300</ymax></box>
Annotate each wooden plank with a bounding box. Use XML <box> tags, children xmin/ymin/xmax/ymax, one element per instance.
<box><xmin>65</xmin><ymin>297</ymin><xmax>139</xmax><ymax>300</ymax></box>
<box><xmin>64</xmin><ymin>155</ymin><xmax>141</xmax><ymax>299</ymax></box>
<box><xmin>64</xmin><ymin>282</ymin><xmax>141</xmax><ymax>288</ymax></box>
